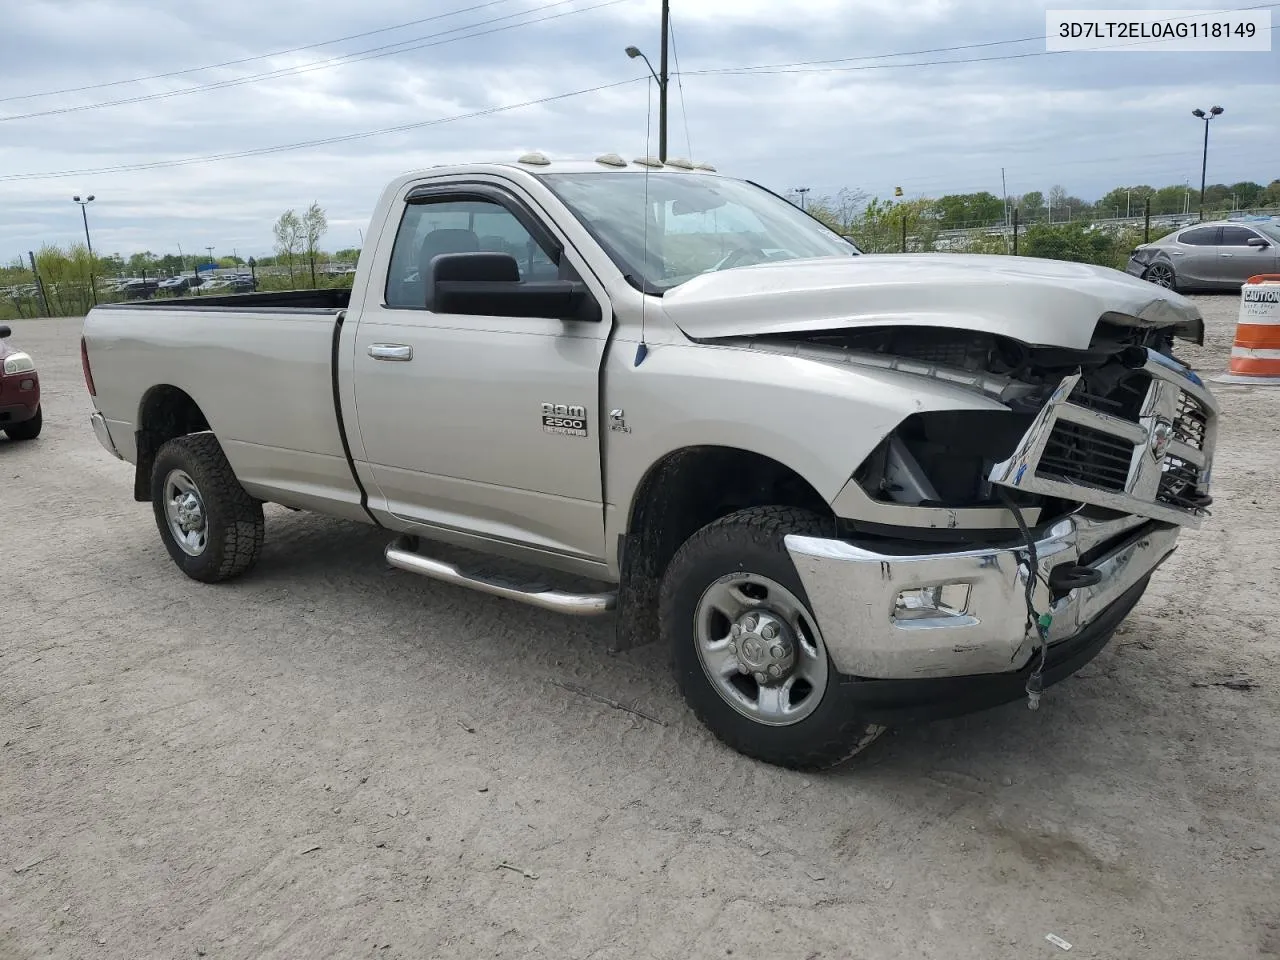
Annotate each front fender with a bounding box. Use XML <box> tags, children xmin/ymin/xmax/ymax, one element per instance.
<box><xmin>603</xmin><ymin>340</ymin><xmax>1008</xmax><ymax>542</ymax></box>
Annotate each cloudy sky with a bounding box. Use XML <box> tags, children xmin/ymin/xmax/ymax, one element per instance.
<box><xmin>1</xmin><ymin>0</ymin><xmax>1276</xmax><ymax>260</ymax></box>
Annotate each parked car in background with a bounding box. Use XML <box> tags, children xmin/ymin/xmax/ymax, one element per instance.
<box><xmin>1127</xmin><ymin>218</ymin><xmax>1280</xmax><ymax>291</ymax></box>
<box><xmin>114</xmin><ymin>278</ymin><xmax>161</xmax><ymax>300</ymax></box>
<box><xmin>158</xmin><ymin>275</ymin><xmax>202</xmax><ymax>295</ymax></box>
<box><xmin>0</xmin><ymin>324</ymin><xmax>41</xmax><ymax>441</ymax></box>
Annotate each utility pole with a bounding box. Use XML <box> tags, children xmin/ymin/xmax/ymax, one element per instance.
<box><xmin>73</xmin><ymin>195</ymin><xmax>97</xmax><ymax>306</ymax></box>
<box><xmin>28</xmin><ymin>251</ymin><xmax>50</xmax><ymax>317</ymax></box>
<box><xmin>623</xmin><ymin>0</ymin><xmax>670</xmax><ymax>162</ymax></box>
<box><xmin>1192</xmin><ymin>106</ymin><xmax>1224</xmax><ymax>221</ymax></box>
<box><xmin>658</xmin><ymin>0</ymin><xmax>669</xmax><ymax>163</ymax></box>
<box><xmin>1001</xmin><ymin>168</ymin><xmax>1010</xmax><ymax>254</ymax></box>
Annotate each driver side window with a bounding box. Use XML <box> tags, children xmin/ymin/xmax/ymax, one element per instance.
<box><xmin>384</xmin><ymin>196</ymin><xmax>561</xmax><ymax>309</ymax></box>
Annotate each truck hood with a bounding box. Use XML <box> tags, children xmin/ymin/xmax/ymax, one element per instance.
<box><xmin>660</xmin><ymin>254</ymin><xmax>1204</xmax><ymax>349</ymax></box>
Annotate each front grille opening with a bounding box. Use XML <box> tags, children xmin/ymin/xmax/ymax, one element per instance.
<box><xmin>1158</xmin><ymin>455</ymin><xmax>1204</xmax><ymax>509</ymax></box>
<box><xmin>1173</xmin><ymin>392</ymin><xmax>1208</xmax><ymax>451</ymax></box>
<box><xmin>1036</xmin><ymin>421</ymin><xmax>1135</xmax><ymax>493</ymax></box>
<box><xmin>1069</xmin><ymin>370</ymin><xmax>1151</xmax><ymax>422</ymax></box>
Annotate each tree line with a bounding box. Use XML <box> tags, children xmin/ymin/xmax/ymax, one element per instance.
<box><xmin>806</xmin><ymin>177</ymin><xmax>1280</xmax><ymax>234</ymax></box>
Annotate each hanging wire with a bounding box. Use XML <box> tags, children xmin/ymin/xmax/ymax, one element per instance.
<box><xmin>667</xmin><ymin>8</ymin><xmax>693</xmax><ymax>160</ymax></box>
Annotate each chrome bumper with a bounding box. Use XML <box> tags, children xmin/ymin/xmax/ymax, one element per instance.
<box><xmin>90</xmin><ymin>412</ymin><xmax>122</xmax><ymax>460</ymax></box>
<box><xmin>785</xmin><ymin>512</ymin><xmax>1178</xmax><ymax>680</ymax></box>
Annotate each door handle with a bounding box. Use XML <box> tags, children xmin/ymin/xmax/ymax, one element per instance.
<box><xmin>369</xmin><ymin>343</ymin><xmax>413</xmax><ymax>361</ymax></box>
<box><xmin>1219</xmin><ymin>253</ymin><xmax>1234</xmax><ymax>258</ymax></box>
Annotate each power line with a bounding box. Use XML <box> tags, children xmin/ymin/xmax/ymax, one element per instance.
<box><xmin>685</xmin><ymin>28</ymin><xmax>1278</xmax><ymax>77</ymax></box>
<box><xmin>0</xmin><ymin>0</ymin><xmax>629</xmax><ymax>123</ymax></box>
<box><xmin>0</xmin><ymin>78</ymin><xmax>645</xmax><ymax>182</ymax></box>
<box><xmin>686</xmin><ymin>2</ymin><xmax>1279</xmax><ymax>76</ymax></box>
<box><xmin>0</xmin><ymin>0</ymin><xmax>524</xmax><ymax>104</ymax></box>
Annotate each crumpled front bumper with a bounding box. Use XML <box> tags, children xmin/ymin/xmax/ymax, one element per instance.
<box><xmin>784</xmin><ymin>511</ymin><xmax>1178</xmax><ymax>680</ymax></box>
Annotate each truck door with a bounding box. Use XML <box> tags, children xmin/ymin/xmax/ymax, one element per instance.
<box><xmin>347</xmin><ymin>180</ymin><xmax>611</xmax><ymax>563</ymax></box>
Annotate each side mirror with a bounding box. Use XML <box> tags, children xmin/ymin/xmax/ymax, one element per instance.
<box><xmin>427</xmin><ymin>251</ymin><xmax>600</xmax><ymax>323</ymax></box>
<box><xmin>0</xmin><ymin>324</ymin><xmax>10</xmax><ymax>339</ymax></box>
<box><xmin>1247</xmin><ymin>236</ymin><xmax>1270</xmax><ymax>248</ymax></box>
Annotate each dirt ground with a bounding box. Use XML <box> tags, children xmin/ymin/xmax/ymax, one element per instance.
<box><xmin>2</xmin><ymin>296</ymin><xmax>1278</xmax><ymax>960</ymax></box>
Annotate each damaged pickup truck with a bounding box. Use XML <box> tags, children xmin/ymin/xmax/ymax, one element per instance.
<box><xmin>81</xmin><ymin>154</ymin><xmax>1218</xmax><ymax>770</ymax></box>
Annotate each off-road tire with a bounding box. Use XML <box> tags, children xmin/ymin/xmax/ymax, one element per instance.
<box><xmin>3</xmin><ymin>404</ymin><xmax>42</xmax><ymax>441</ymax></box>
<box><xmin>660</xmin><ymin>506</ymin><xmax>885</xmax><ymax>771</ymax></box>
<box><xmin>150</xmin><ymin>432</ymin><xmax>264</xmax><ymax>583</ymax></box>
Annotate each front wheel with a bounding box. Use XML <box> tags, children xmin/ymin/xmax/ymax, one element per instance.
<box><xmin>1143</xmin><ymin>261</ymin><xmax>1177</xmax><ymax>290</ymax></box>
<box><xmin>660</xmin><ymin>506</ymin><xmax>885</xmax><ymax>771</ymax></box>
<box><xmin>151</xmin><ymin>433</ymin><xmax>264</xmax><ymax>583</ymax></box>
<box><xmin>3</xmin><ymin>404</ymin><xmax>42</xmax><ymax>441</ymax></box>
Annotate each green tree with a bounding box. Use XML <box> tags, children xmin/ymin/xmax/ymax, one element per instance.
<box><xmin>1018</xmin><ymin>191</ymin><xmax>1045</xmax><ymax>222</ymax></box>
<box><xmin>273</xmin><ymin>209</ymin><xmax>303</xmax><ymax>284</ymax></box>
<box><xmin>1150</xmin><ymin>185</ymin><xmax>1190</xmax><ymax>215</ymax></box>
<box><xmin>302</xmin><ymin>201</ymin><xmax>328</xmax><ymax>288</ymax></box>
<box><xmin>806</xmin><ymin>187</ymin><xmax>868</xmax><ymax>235</ymax></box>
<box><xmin>1021</xmin><ymin>222</ymin><xmax>1142</xmax><ymax>271</ymax></box>
<box><xmin>1097</xmin><ymin>185</ymin><xmax>1155</xmax><ymax>218</ymax></box>
<box><xmin>1230</xmin><ymin>181</ymin><xmax>1265</xmax><ymax>207</ymax></box>
<box><xmin>845</xmin><ymin>197</ymin><xmax>939</xmax><ymax>253</ymax></box>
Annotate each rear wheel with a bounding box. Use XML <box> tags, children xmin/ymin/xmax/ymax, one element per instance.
<box><xmin>3</xmin><ymin>404</ymin><xmax>42</xmax><ymax>441</ymax></box>
<box><xmin>151</xmin><ymin>433</ymin><xmax>264</xmax><ymax>583</ymax></box>
<box><xmin>660</xmin><ymin>506</ymin><xmax>885</xmax><ymax>771</ymax></box>
<box><xmin>1143</xmin><ymin>261</ymin><xmax>1177</xmax><ymax>290</ymax></box>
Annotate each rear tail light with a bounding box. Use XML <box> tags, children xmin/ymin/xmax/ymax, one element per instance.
<box><xmin>80</xmin><ymin>335</ymin><xmax>96</xmax><ymax>396</ymax></box>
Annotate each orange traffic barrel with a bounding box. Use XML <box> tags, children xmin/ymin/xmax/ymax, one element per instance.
<box><xmin>1215</xmin><ymin>275</ymin><xmax>1280</xmax><ymax>384</ymax></box>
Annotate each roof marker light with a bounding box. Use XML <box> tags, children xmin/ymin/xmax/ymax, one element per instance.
<box><xmin>517</xmin><ymin>151</ymin><xmax>551</xmax><ymax>166</ymax></box>
<box><xmin>594</xmin><ymin>153</ymin><xmax>627</xmax><ymax>167</ymax></box>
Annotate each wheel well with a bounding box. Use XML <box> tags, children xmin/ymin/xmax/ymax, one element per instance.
<box><xmin>133</xmin><ymin>385</ymin><xmax>211</xmax><ymax>501</ymax></box>
<box><xmin>614</xmin><ymin>446</ymin><xmax>833</xmax><ymax>650</ymax></box>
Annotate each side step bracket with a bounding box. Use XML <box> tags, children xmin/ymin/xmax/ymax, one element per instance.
<box><xmin>384</xmin><ymin>536</ymin><xmax>616</xmax><ymax>617</ymax></box>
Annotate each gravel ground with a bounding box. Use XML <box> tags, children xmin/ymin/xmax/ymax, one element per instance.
<box><xmin>2</xmin><ymin>295</ymin><xmax>1278</xmax><ymax>960</ymax></box>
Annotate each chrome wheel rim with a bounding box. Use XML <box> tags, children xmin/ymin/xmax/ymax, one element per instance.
<box><xmin>1146</xmin><ymin>263</ymin><xmax>1175</xmax><ymax>288</ymax></box>
<box><xmin>693</xmin><ymin>572</ymin><xmax>829</xmax><ymax>727</ymax></box>
<box><xmin>163</xmin><ymin>469</ymin><xmax>208</xmax><ymax>557</ymax></box>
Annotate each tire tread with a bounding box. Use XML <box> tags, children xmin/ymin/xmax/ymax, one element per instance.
<box><xmin>660</xmin><ymin>506</ymin><xmax>883</xmax><ymax>771</ymax></box>
<box><xmin>152</xmin><ymin>432</ymin><xmax>264</xmax><ymax>582</ymax></box>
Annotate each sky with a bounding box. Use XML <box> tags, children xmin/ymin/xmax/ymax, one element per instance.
<box><xmin>1</xmin><ymin>0</ymin><xmax>1277</xmax><ymax>260</ymax></box>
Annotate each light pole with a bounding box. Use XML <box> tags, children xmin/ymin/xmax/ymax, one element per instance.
<box><xmin>205</xmin><ymin>246</ymin><xmax>215</xmax><ymax>270</ymax></box>
<box><xmin>72</xmin><ymin>194</ymin><xmax>97</xmax><ymax>305</ymax></box>
<box><xmin>793</xmin><ymin>187</ymin><xmax>810</xmax><ymax>211</ymax></box>
<box><xmin>1191</xmin><ymin>105</ymin><xmax>1224</xmax><ymax>220</ymax></box>
<box><xmin>624</xmin><ymin>0</ymin><xmax>669</xmax><ymax>163</ymax></box>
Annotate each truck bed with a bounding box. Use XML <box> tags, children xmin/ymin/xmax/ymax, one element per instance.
<box><xmin>84</xmin><ymin>296</ymin><xmax>368</xmax><ymax>521</ymax></box>
<box><xmin>115</xmin><ymin>288</ymin><xmax>352</xmax><ymax>311</ymax></box>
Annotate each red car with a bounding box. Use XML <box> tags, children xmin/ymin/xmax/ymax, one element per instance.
<box><xmin>0</xmin><ymin>323</ymin><xmax>42</xmax><ymax>441</ymax></box>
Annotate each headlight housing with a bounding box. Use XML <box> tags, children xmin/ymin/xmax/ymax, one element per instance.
<box><xmin>3</xmin><ymin>351</ymin><xmax>35</xmax><ymax>375</ymax></box>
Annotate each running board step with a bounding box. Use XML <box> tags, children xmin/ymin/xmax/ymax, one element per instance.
<box><xmin>384</xmin><ymin>536</ymin><xmax>616</xmax><ymax>617</ymax></box>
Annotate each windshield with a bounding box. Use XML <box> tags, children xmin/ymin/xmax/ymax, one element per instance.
<box><xmin>1257</xmin><ymin>222</ymin><xmax>1280</xmax><ymax>243</ymax></box>
<box><xmin>539</xmin><ymin>172</ymin><xmax>858</xmax><ymax>292</ymax></box>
